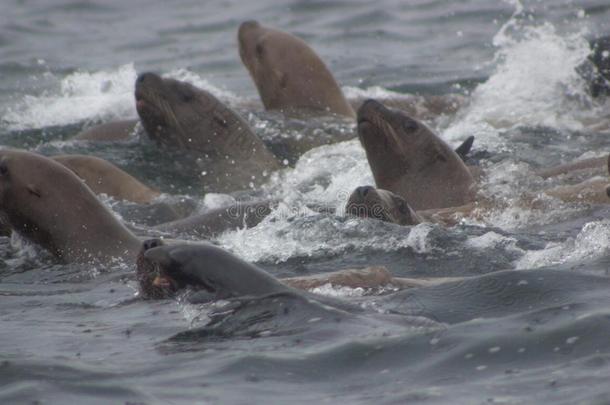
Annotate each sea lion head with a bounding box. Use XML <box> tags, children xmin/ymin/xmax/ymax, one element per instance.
<box><xmin>0</xmin><ymin>149</ymin><xmax>136</xmax><ymax>262</ymax></box>
<box><xmin>135</xmin><ymin>72</ymin><xmax>225</xmax><ymax>152</ymax></box>
<box><xmin>0</xmin><ymin>149</ymin><xmax>58</xmax><ymax>253</ymax></box>
<box><xmin>140</xmin><ymin>242</ymin><xmax>232</xmax><ymax>300</ymax></box>
<box><xmin>357</xmin><ymin>99</ymin><xmax>474</xmax><ymax>210</ymax></box>
<box><xmin>137</xmin><ymin>238</ymin><xmax>184</xmax><ymax>299</ymax></box>
<box><xmin>238</xmin><ymin>20</ymin><xmax>354</xmax><ymax>117</ymax></box>
<box><xmin>345</xmin><ymin>186</ymin><xmax>421</xmax><ymax>226</ymax></box>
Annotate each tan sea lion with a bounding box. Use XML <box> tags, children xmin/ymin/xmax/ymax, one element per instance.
<box><xmin>0</xmin><ymin>149</ymin><xmax>141</xmax><ymax>264</ymax></box>
<box><xmin>135</xmin><ymin>72</ymin><xmax>280</xmax><ymax>192</ymax></box>
<box><xmin>536</xmin><ymin>155</ymin><xmax>608</xmax><ymax>179</ymax></box>
<box><xmin>52</xmin><ymin>154</ymin><xmax>160</xmax><ymax>204</ymax></box>
<box><xmin>238</xmin><ymin>20</ymin><xmax>355</xmax><ymax>118</ymax></box>
<box><xmin>358</xmin><ymin>99</ymin><xmax>476</xmax><ymax>210</ymax></box>
<box><xmin>74</xmin><ymin>119</ymin><xmax>140</xmax><ymax>142</ymax></box>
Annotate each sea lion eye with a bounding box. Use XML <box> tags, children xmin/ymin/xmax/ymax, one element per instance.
<box><xmin>398</xmin><ymin>201</ymin><xmax>408</xmax><ymax>215</ymax></box>
<box><xmin>402</xmin><ymin>116</ymin><xmax>418</xmax><ymax>132</ymax></box>
<box><xmin>255</xmin><ymin>43</ymin><xmax>264</xmax><ymax>57</ymax></box>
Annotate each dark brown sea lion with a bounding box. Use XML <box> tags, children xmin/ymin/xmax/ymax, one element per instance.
<box><xmin>0</xmin><ymin>149</ymin><xmax>141</xmax><ymax>264</ymax></box>
<box><xmin>52</xmin><ymin>154</ymin><xmax>160</xmax><ymax>204</ymax></box>
<box><xmin>74</xmin><ymin>119</ymin><xmax>140</xmax><ymax>142</ymax></box>
<box><xmin>238</xmin><ymin>20</ymin><xmax>355</xmax><ymax>118</ymax></box>
<box><xmin>135</xmin><ymin>72</ymin><xmax>280</xmax><ymax>192</ymax></box>
<box><xmin>357</xmin><ymin>99</ymin><xmax>476</xmax><ymax>210</ymax></box>
<box><xmin>345</xmin><ymin>186</ymin><xmax>422</xmax><ymax>226</ymax></box>
<box><xmin>153</xmin><ymin>200</ymin><xmax>276</xmax><ymax>238</ymax></box>
<box><xmin>136</xmin><ymin>239</ymin><xmax>442</xmax><ymax>301</ymax></box>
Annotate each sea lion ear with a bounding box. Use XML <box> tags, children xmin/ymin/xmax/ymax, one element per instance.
<box><xmin>455</xmin><ymin>136</ymin><xmax>475</xmax><ymax>161</ymax></box>
<box><xmin>26</xmin><ymin>184</ymin><xmax>42</xmax><ymax>198</ymax></box>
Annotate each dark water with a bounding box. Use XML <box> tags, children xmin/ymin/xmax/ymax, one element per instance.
<box><xmin>2</xmin><ymin>0</ymin><xmax>610</xmax><ymax>403</ymax></box>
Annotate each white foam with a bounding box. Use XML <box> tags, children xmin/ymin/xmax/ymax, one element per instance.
<box><xmin>342</xmin><ymin>85</ymin><xmax>408</xmax><ymax>100</ymax></box>
<box><xmin>515</xmin><ymin>220</ymin><xmax>610</xmax><ymax>269</ymax></box>
<box><xmin>465</xmin><ymin>231</ymin><xmax>521</xmax><ymax>253</ymax></box>
<box><xmin>310</xmin><ymin>283</ymin><xmax>366</xmax><ymax>298</ymax></box>
<box><xmin>3</xmin><ymin>65</ymin><xmax>241</xmax><ymax>131</ymax></box>
<box><xmin>265</xmin><ymin>139</ymin><xmax>373</xmax><ymax>211</ymax></box>
<box><xmin>444</xmin><ymin>4</ymin><xmax>595</xmax><ymax>149</ymax></box>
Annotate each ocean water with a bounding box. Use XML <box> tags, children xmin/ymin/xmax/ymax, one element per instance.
<box><xmin>2</xmin><ymin>0</ymin><xmax>610</xmax><ymax>403</ymax></box>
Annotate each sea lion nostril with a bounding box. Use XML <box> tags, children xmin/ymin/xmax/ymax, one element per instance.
<box><xmin>143</xmin><ymin>238</ymin><xmax>163</xmax><ymax>251</ymax></box>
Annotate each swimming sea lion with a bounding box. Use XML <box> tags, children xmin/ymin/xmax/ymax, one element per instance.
<box><xmin>153</xmin><ymin>200</ymin><xmax>276</xmax><ymax>238</ymax></box>
<box><xmin>536</xmin><ymin>155</ymin><xmax>608</xmax><ymax>179</ymax></box>
<box><xmin>52</xmin><ymin>154</ymin><xmax>160</xmax><ymax>204</ymax></box>
<box><xmin>74</xmin><ymin>119</ymin><xmax>140</xmax><ymax>142</ymax></box>
<box><xmin>238</xmin><ymin>20</ymin><xmax>355</xmax><ymax>118</ymax></box>
<box><xmin>137</xmin><ymin>239</ymin><xmax>430</xmax><ymax>300</ymax></box>
<box><xmin>345</xmin><ymin>186</ymin><xmax>422</xmax><ymax>226</ymax></box>
<box><xmin>358</xmin><ymin>99</ymin><xmax>475</xmax><ymax>210</ymax></box>
<box><xmin>0</xmin><ymin>149</ymin><xmax>141</xmax><ymax>264</ymax></box>
<box><xmin>135</xmin><ymin>72</ymin><xmax>280</xmax><ymax>192</ymax></box>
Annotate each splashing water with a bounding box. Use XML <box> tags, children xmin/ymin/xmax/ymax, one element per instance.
<box><xmin>3</xmin><ymin>64</ymin><xmax>241</xmax><ymax>131</ymax></box>
<box><xmin>444</xmin><ymin>2</ymin><xmax>594</xmax><ymax>149</ymax></box>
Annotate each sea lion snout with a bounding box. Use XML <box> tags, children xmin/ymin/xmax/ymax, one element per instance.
<box><xmin>357</xmin><ymin>99</ymin><xmax>384</xmax><ymax>123</ymax></box>
<box><xmin>142</xmin><ymin>238</ymin><xmax>164</xmax><ymax>252</ymax></box>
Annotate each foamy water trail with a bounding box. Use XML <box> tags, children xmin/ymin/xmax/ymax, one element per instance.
<box><xmin>2</xmin><ymin>64</ymin><xmax>241</xmax><ymax>131</ymax></box>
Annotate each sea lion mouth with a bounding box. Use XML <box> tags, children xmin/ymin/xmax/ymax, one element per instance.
<box><xmin>136</xmin><ymin>238</ymin><xmax>178</xmax><ymax>299</ymax></box>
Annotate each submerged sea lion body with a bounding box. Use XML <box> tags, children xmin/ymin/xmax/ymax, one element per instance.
<box><xmin>135</xmin><ymin>72</ymin><xmax>280</xmax><ymax>192</ymax></box>
<box><xmin>74</xmin><ymin>119</ymin><xmax>140</xmax><ymax>142</ymax></box>
<box><xmin>536</xmin><ymin>155</ymin><xmax>608</xmax><ymax>179</ymax></box>
<box><xmin>0</xmin><ymin>149</ymin><xmax>140</xmax><ymax>264</ymax></box>
<box><xmin>238</xmin><ymin>20</ymin><xmax>354</xmax><ymax>118</ymax></box>
<box><xmin>153</xmin><ymin>200</ymin><xmax>275</xmax><ymax>238</ymax></box>
<box><xmin>358</xmin><ymin>99</ymin><xmax>475</xmax><ymax>210</ymax></box>
<box><xmin>52</xmin><ymin>155</ymin><xmax>160</xmax><ymax>204</ymax></box>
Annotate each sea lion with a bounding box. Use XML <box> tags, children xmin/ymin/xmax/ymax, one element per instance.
<box><xmin>238</xmin><ymin>20</ymin><xmax>355</xmax><ymax>118</ymax></box>
<box><xmin>137</xmin><ymin>239</ymin><xmax>435</xmax><ymax>301</ymax></box>
<box><xmin>588</xmin><ymin>36</ymin><xmax>610</xmax><ymax>98</ymax></box>
<box><xmin>0</xmin><ymin>151</ymin><xmax>401</xmax><ymax>292</ymax></box>
<box><xmin>536</xmin><ymin>155</ymin><xmax>608</xmax><ymax>179</ymax></box>
<box><xmin>345</xmin><ymin>186</ymin><xmax>422</xmax><ymax>226</ymax></box>
<box><xmin>153</xmin><ymin>200</ymin><xmax>276</xmax><ymax>238</ymax></box>
<box><xmin>52</xmin><ymin>154</ymin><xmax>160</xmax><ymax>204</ymax></box>
<box><xmin>358</xmin><ymin>99</ymin><xmax>476</xmax><ymax>210</ymax></box>
<box><xmin>0</xmin><ymin>149</ymin><xmax>141</xmax><ymax>264</ymax></box>
<box><xmin>135</xmin><ymin>72</ymin><xmax>280</xmax><ymax>192</ymax></box>
<box><xmin>345</xmin><ymin>185</ymin><xmax>481</xmax><ymax>226</ymax></box>
<box><xmin>74</xmin><ymin>119</ymin><xmax>140</xmax><ymax>142</ymax></box>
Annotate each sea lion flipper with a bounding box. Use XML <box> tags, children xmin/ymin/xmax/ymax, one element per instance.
<box><xmin>454</xmin><ymin>136</ymin><xmax>475</xmax><ymax>161</ymax></box>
